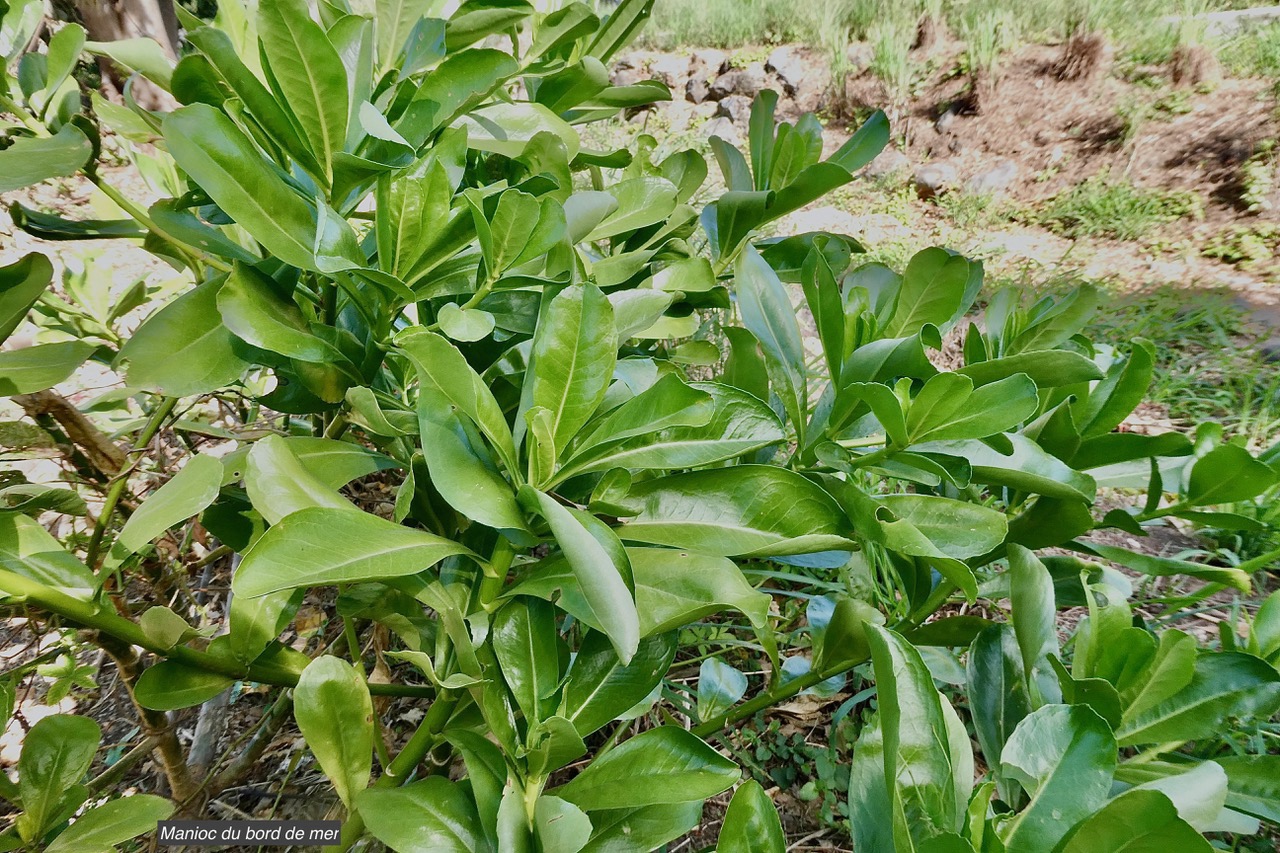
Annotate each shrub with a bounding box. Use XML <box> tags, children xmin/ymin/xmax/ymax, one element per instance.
<box><xmin>1</xmin><ymin>0</ymin><xmax>1278</xmax><ymax>850</ymax></box>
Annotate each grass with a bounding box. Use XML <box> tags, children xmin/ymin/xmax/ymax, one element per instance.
<box><xmin>1034</xmin><ymin>172</ymin><xmax>1201</xmax><ymax>240</ymax></box>
<box><xmin>1221</xmin><ymin>22</ymin><xmax>1280</xmax><ymax>78</ymax></box>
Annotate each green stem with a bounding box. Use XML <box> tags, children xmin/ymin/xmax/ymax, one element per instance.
<box><xmin>0</xmin><ymin>94</ymin><xmax>47</xmax><ymax>135</ymax></box>
<box><xmin>692</xmin><ymin>652</ymin><xmax>869</xmax><ymax>739</ymax></box>
<box><xmin>88</xmin><ymin>177</ymin><xmax>230</xmax><ymax>273</ymax></box>
<box><xmin>845</xmin><ymin>446</ymin><xmax>893</xmax><ymax>471</ymax></box>
<box><xmin>477</xmin><ymin>537</ymin><xmax>516</xmax><ymax>610</ymax></box>
<box><xmin>0</xmin><ymin>568</ymin><xmax>434</xmax><ymax>698</ymax></box>
<box><xmin>86</xmin><ymin>396</ymin><xmax>179</xmax><ymax>568</ymax></box>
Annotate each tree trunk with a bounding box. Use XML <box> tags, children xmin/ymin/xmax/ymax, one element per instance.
<box><xmin>72</xmin><ymin>0</ymin><xmax>178</xmax><ymax>109</ymax></box>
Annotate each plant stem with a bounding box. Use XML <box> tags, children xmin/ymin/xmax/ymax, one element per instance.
<box><xmin>692</xmin><ymin>652</ymin><xmax>869</xmax><ymax>739</ymax></box>
<box><xmin>86</xmin><ymin>396</ymin><xmax>179</xmax><ymax>568</ymax></box>
<box><xmin>0</xmin><ymin>568</ymin><xmax>433</xmax><ymax>697</ymax></box>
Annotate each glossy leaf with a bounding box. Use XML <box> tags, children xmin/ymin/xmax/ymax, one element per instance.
<box><xmin>0</xmin><ymin>511</ymin><xmax>95</xmax><ymax>599</ymax></box>
<box><xmin>528</xmin><ymin>489</ymin><xmax>638</xmax><ymax>664</ymax></box>
<box><xmin>736</xmin><ymin>245</ymin><xmax>806</xmax><ymax>438</ymax></box>
<box><xmin>697</xmin><ymin>658</ymin><xmax>748</xmax><ymax>723</ymax></box>
<box><xmin>44</xmin><ymin>794</ymin><xmax>175</xmax><ymax>853</ymax></box>
<box><xmin>492</xmin><ymin>598</ymin><xmax>560</xmax><ymax>725</ymax></box>
<box><xmin>1009</xmin><ymin>545</ymin><xmax>1062</xmax><ymax>707</ymax></box>
<box><xmin>716</xmin><ymin>780</ymin><xmax>785</xmax><ymax>853</ymax></box>
<box><xmin>1117</xmin><ymin>652</ymin><xmax>1280</xmax><ymax>746</ymax></box>
<box><xmin>562</xmin><ymin>631</ymin><xmax>676</xmax><ymax>737</ymax></box>
<box><xmin>295</xmin><ymin>656</ymin><xmax>372</xmax><ymax>809</ymax></box>
<box><xmin>556</xmin><ymin>726</ymin><xmax>738</xmax><ymax>811</ymax></box>
<box><xmin>522</xmin><ymin>284</ymin><xmax>616</xmax><ymax>454</ymax></box>
<box><xmin>1057</xmin><ymin>790</ymin><xmax>1211</xmax><ymax>852</ymax></box>
<box><xmin>16</xmin><ymin>715</ymin><xmax>99</xmax><ymax>842</ymax></box>
<box><xmin>119</xmin><ymin>276</ymin><xmax>253</xmax><ymax>396</ymax></box>
<box><xmin>0</xmin><ymin>341</ymin><xmax>94</xmax><ymax>396</ymax></box>
<box><xmin>114</xmin><ymin>454</ymin><xmax>223</xmax><ymax>556</ymax></box>
<box><xmin>0</xmin><ymin>252</ymin><xmax>52</xmax><ymax>343</ymax></box>
<box><xmin>621</xmin><ymin>466</ymin><xmax>854</xmax><ymax>557</ymax></box>
<box><xmin>967</xmin><ymin>625</ymin><xmax>1031</xmax><ymax>800</ymax></box>
<box><xmin>233</xmin><ymin>507</ymin><xmax>474</xmax><ymax>596</ymax></box>
<box><xmin>357</xmin><ymin>777</ymin><xmax>484</xmax><ymax>852</ymax></box>
<box><xmin>999</xmin><ymin>704</ymin><xmax>1117</xmax><ymax>853</ymax></box>
<box><xmin>135</xmin><ymin>661</ymin><xmax>235</xmax><ymax>710</ymax></box>
<box><xmin>0</xmin><ymin>123</ymin><xmax>92</xmax><ymax>193</ymax></box>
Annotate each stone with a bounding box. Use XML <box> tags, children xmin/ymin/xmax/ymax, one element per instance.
<box><xmin>649</xmin><ymin>54</ymin><xmax>688</xmax><ymax>89</ymax></box>
<box><xmin>766</xmin><ymin>45</ymin><xmax>806</xmax><ymax>95</ymax></box>
<box><xmin>690</xmin><ymin>49</ymin><xmax>729</xmax><ymax>75</ymax></box>
<box><xmin>611</xmin><ymin>60</ymin><xmax>644</xmax><ymax>88</ymax></box>
<box><xmin>861</xmin><ymin>148</ymin><xmax>911</xmax><ymax>180</ymax></box>
<box><xmin>686</xmin><ymin>73</ymin><xmax>710</xmax><ymax>104</ymax></box>
<box><xmin>966</xmin><ymin>158</ymin><xmax>1019</xmax><ymax>195</ymax></box>
<box><xmin>715</xmin><ymin>94</ymin><xmax>753</xmax><ymax>124</ymax></box>
<box><xmin>703</xmin><ymin>116</ymin><xmax>742</xmax><ymax>146</ymax></box>
<box><xmin>1262</xmin><ymin>337</ymin><xmax>1280</xmax><ymax>363</ymax></box>
<box><xmin>914</xmin><ymin>160</ymin><xmax>959</xmax><ymax>198</ymax></box>
<box><xmin>708</xmin><ymin>65</ymin><xmax>765</xmax><ymax>101</ymax></box>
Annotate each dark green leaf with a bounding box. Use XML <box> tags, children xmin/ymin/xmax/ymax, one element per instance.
<box><xmin>716</xmin><ymin>780</ymin><xmax>785</xmax><ymax>853</ymax></box>
<box><xmin>0</xmin><ymin>252</ymin><xmax>52</xmax><ymax>343</ymax></box>
<box><xmin>358</xmin><ymin>777</ymin><xmax>484</xmax><ymax>852</ymax></box>
<box><xmin>16</xmin><ymin>715</ymin><xmax>99</xmax><ymax>842</ymax></box>
<box><xmin>135</xmin><ymin>661</ymin><xmax>234</xmax><ymax>710</ymax></box>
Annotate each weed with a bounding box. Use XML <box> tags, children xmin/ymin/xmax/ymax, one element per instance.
<box><xmin>1222</xmin><ymin>22</ymin><xmax>1280</xmax><ymax>78</ymax></box>
<box><xmin>1203</xmin><ymin>223</ymin><xmax>1280</xmax><ymax>267</ymax></box>
<box><xmin>935</xmin><ymin>191</ymin><xmax>1020</xmax><ymax>228</ymax></box>
<box><xmin>1035</xmin><ymin>171</ymin><xmax>1202</xmax><ymax>240</ymax></box>
<box><xmin>1239</xmin><ymin>141</ymin><xmax>1277</xmax><ymax>213</ymax></box>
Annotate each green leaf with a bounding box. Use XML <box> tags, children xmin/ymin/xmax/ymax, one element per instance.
<box><xmin>716</xmin><ymin>780</ymin><xmax>785</xmax><ymax>853</ymax></box>
<box><xmin>1215</xmin><ymin>755</ymin><xmax>1280</xmax><ymax>823</ymax></box>
<box><xmin>1009</xmin><ymin>545</ymin><xmax>1062</xmax><ymax>707</ymax></box>
<box><xmin>218</xmin><ymin>263</ymin><xmax>344</xmax><ymax>363</ymax></box>
<box><xmin>866</xmin><ymin>624</ymin><xmax>971</xmax><ymax>848</ymax></box>
<box><xmin>114</xmin><ymin>454</ymin><xmax>223</xmax><ymax>556</ymax></box>
<box><xmin>906</xmin><ymin>373</ymin><xmax>1038</xmax><ymax>443</ymax></box>
<box><xmin>397</xmin><ymin>328</ymin><xmax>519</xmax><ymax>475</ymax></box>
<box><xmin>259</xmin><ymin>0</ymin><xmax>348</xmax><ymax>176</ymax></box>
<box><xmin>815</xmin><ymin>597</ymin><xmax>883</xmax><ymax>671</ymax></box>
<box><xmin>533</xmin><ymin>795</ymin><xmax>592</xmax><ymax>853</ymax></box>
<box><xmin>1186</xmin><ymin>444</ymin><xmax>1278</xmax><ymax>506</ymax></box>
<box><xmin>736</xmin><ymin>245</ymin><xmax>806</xmax><ymax>440</ymax></box>
<box><xmin>1116</xmin><ymin>652</ymin><xmax>1280</xmax><ymax>747</ymax></box>
<box><xmin>697</xmin><ymin>658</ymin><xmax>747</xmax><ymax>723</ymax></box>
<box><xmin>438</xmin><ymin>304</ymin><xmax>496</xmax><ymax>342</ymax></box>
<box><xmin>559</xmin><ymin>382</ymin><xmax>781</xmax><ymax>481</ymax></box>
<box><xmin>527</xmin><ymin>489</ymin><xmax>638</xmax><ymax>664</ymax></box>
<box><xmin>1074</xmin><ymin>340</ymin><xmax>1154</xmax><ymax>439</ymax></box>
<box><xmin>0</xmin><ymin>512</ymin><xmax>95</xmax><ymax>599</ymax></box>
<box><xmin>916</xmin><ymin>435</ymin><xmax>1097</xmax><ymax>502</ymax></box>
<box><xmin>223</xmin><ymin>436</ymin><xmax>398</xmax><ymax>490</ymax></box>
<box><xmin>164</xmin><ymin>105</ymin><xmax>355</xmax><ymax>272</ymax></box>
<box><xmin>828</xmin><ymin>109</ymin><xmax>891</xmax><ymax>172</ymax></box>
<box><xmin>620</xmin><ymin>466</ymin><xmax>854</xmax><ymax>557</ymax></box>
<box><xmin>1057</xmin><ymin>789</ymin><xmax>1211</xmax><ymax>852</ymax></box>
<box><xmin>233</xmin><ymin>507</ymin><xmax>474</xmax><ymax>596</ymax></box>
<box><xmin>585</xmin><ymin>0</ymin><xmax>655</xmax><ymax>62</ymax></box>
<box><xmin>230</xmin><ymin>588</ymin><xmax>302</xmax><ymax>666</ymax></box>
<box><xmin>561</xmin><ymin>631</ymin><xmax>676</xmax><ymax>737</ymax></box>
<box><xmin>118</xmin><ymin>276</ymin><xmax>253</xmax><ymax>396</ymax></box>
<box><xmin>556</xmin><ymin>726</ymin><xmax>737</xmax><ymax>811</ymax></box>
<box><xmin>395</xmin><ymin>48</ymin><xmax>518</xmax><ymax>145</ymax></box>
<box><xmin>884</xmin><ymin>249</ymin><xmax>971</xmax><ymax>337</ymax></box>
<box><xmin>84</xmin><ymin>37</ymin><xmax>174</xmax><ymax>89</ymax></box>
<box><xmin>446</xmin><ymin>0</ymin><xmax>533</xmax><ymax>51</ymax></box>
<box><xmin>966</xmin><ymin>625</ymin><xmax>1031</xmax><ymax>802</ymax></box>
<box><xmin>45</xmin><ymin>794</ymin><xmax>175</xmax><ymax>853</ymax></box>
<box><xmin>418</xmin><ymin>393</ymin><xmax>525</xmax><ymax>531</ymax></box>
<box><xmin>585</xmin><ymin>177</ymin><xmax>677</xmax><ymax>241</ymax></box>
<box><xmin>0</xmin><ymin>123</ymin><xmax>92</xmax><ymax>193</ymax></box>
<box><xmin>296</xmin><ymin>656</ymin><xmax>372</xmax><ymax>809</ymax></box>
<box><xmin>493</xmin><ymin>598</ymin><xmax>560</xmax><ymax>725</ymax></box>
<box><xmin>1083</xmin><ymin>544</ymin><xmax>1251</xmax><ymax>593</ymax></box>
<box><xmin>1124</xmin><ymin>760</ymin><xmax>1256</xmax><ymax>834</ymax></box>
<box><xmin>243</xmin><ymin>434</ymin><xmax>351</xmax><ymax>526</ymax></box>
<box><xmin>514</xmin><ymin>547</ymin><xmax>771</xmax><ymax>642</ymax></box>
<box><xmin>0</xmin><ymin>341</ymin><xmax>94</xmax><ymax>396</ymax></box>
<box><xmin>580</xmin><ymin>802</ymin><xmax>701</xmax><ymax>853</ymax></box>
<box><xmin>0</xmin><ymin>252</ymin><xmax>52</xmax><ymax>343</ymax></box>
<box><xmin>138</xmin><ymin>606</ymin><xmax>202</xmax><ymax>651</ymax></box>
<box><xmin>457</xmin><ymin>101</ymin><xmax>580</xmax><ymax>160</ymax></box>
<box><xmin>522</xmin><ymin>284</ymin><xmax>616</xmax><ymax>454</ymax></box>
<box><xmin>999</xmin><ymin>704</ymin><xmax>1117</xmax><ymax>853</ymax></box>
<box><xmin>16</xmin><ymin>715</ymin><xmax>99</xmax><ymax>842</ymax></box>
<box><xmin>134</xmin><ymin>661</ymin><xmax>234</xmax><ymax>710</ymax></box>
<box><xmin>956</xmin><ymin>350</ymin><xmax>1103</xmax><ymax>388</ymax></box>
<box><xmin>358</xmin><ymin>776</ymin><xmax>484</xmax><ymax>852</ymax></box>
<box><xmin>880</xmin><ymin>493</ymin><xmax>1008</xmax><ymax>560</ymax></box>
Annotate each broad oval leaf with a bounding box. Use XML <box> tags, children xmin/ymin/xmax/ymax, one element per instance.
<box><xmin>561</xmin><ymin>631</ymin><xmax>677</xmax><ymax>738</ymax></box>
<box><xmin>45</xmin><ymin>794</ymin><xmax>175</xmax><ymax>853</ymax></box>
<box><xmin>555</xmin><ymin>726</ymin><xmax>738</xmax><ymax>811</ymax></box>
<box><xmin>1057</xmin><ymin>789</ymin><xmax>1211</xmax><ymax>852</ymax></box>
<box><xmin>115</xmin><ymin>453</ymin><xmax>223</xmax><ymax>556</ymax></box>
<box><xmin>716</xmin><ymin>780</ymin><xmax>785</xmax><ymax>853</ymax></box>
<box><xmin>17</xmin><ymin>714</ymin><xmax>99</xmax><ymax>841</ymax></box>
<box><xmin>0</xmin><ymin>511</ymin><xmax>95</xmax><ymax>599</ymax></box>
<box><xmin>357</xmin><ymin>777</ymin><xmax>485</xmax><ymax>853</ymax></box>
<box><xmin>0</xmin><ymin>341</ymin><xmax>95</xmax><ymax>396</ymax></box>
<box><xmin>999</xmin><ymin>704</ymin><xmax>1117</xmax><ymax>853</ymax></box>
<box><xmin>620</xmin><ymin>466</ymin><xmax>854</xmax><ymax>557</ymax></box>
<box><xmin>233</xmin><ymin>507</ymin><xmax>474</xmax><ymax>597</ymax></box>
<box><xmin>295</xmin><ymin>656</ymin><xmax>372</xmax><ymax>809</ymax></box>
<box><xmin>135</xmin><ymin>661</ymin><xmax>234</xmax><ymax>711</ymax></box>
<box><xmin>0</xmin><ymin>252</ymin><xmax>53</xmax><ymax>343</ymax></box>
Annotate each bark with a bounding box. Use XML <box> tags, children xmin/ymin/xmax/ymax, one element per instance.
<box><xmin>72</xmin><ymin>0</ymin><xmax>179</xmax><ymax>109</ymax></box>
